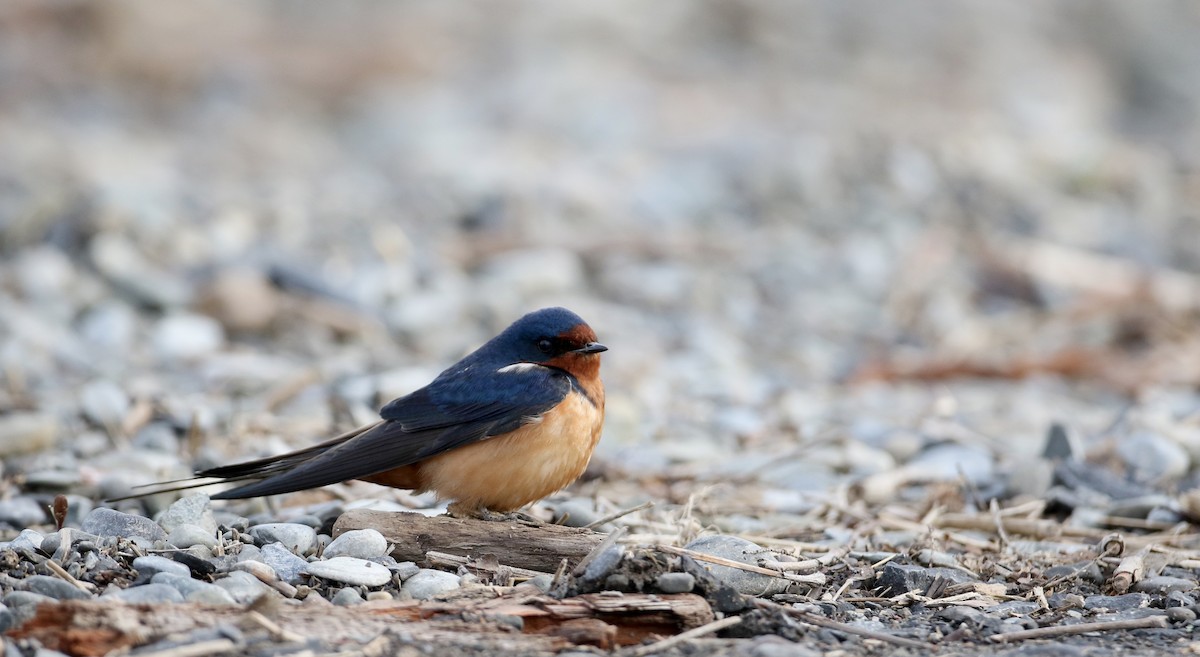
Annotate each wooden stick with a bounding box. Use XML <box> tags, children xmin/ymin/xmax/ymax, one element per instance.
<box><xmin>123</xmin><ymin>640</ymin><xmax>238</xmax><ymax>657</ymax></box>
<box><xmin>1109</xmin><ymin>546</ymin><xmax>1149</xmax><ymax>594</ymax></box>
<box><xmin>426</xmin><ymin>551</ymin><xmax>551</xmax><ymax>580</ymax></box>
<box><xmin>628</xmin><ymin>615</ymin><xmax>742</xmax><ymax>656</ymax></box>
<box><xmin>43</xmin><ymin>559</ymin><xmax>96</xmax><ymax>594</ymax></box>
<box><xmin>656</xmin><ymin>545</ymin><xmax>826</xmax><ymax>585</ymax></box>
<box><xmin>584</xmin><ymin>501</ymin><xmax>654</xmax><ymax>529</ymax></box>
<box><xmin>334</xmin><ymin>510</ymin><xmax>605</xmax><ymax>573</ymax></box>
<box><xmin>988</xmin><ymin>616</ymin><xmax>1169</xmax><ymax>642</ymax></box>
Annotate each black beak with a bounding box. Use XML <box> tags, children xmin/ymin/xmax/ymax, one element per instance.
<box><xmin>574</xmin><ymin>342</ymin><xmax>608</xmax><ymax>354</ymax></box>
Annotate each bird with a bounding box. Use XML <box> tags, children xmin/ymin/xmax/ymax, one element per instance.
<box><xmin>125</xmin><ymin>307</ymin><xmax>606</xmax><ymax>518</ymax></box>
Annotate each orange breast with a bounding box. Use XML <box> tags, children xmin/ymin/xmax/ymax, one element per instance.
<box><xmin>410</xmin><ymin>390</ymin><xmax>604</xmax><ymax>512</ymax></box>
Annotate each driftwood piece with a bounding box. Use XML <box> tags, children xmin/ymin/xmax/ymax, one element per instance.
<box><xmin>334</xmin><ymin>510</ymin><xmax>606</xmax><ymax>572</ymax></box>
<box><xmin>11</xmin><ymin>592</ymin><xmax>713</xmax><ymax>656</ymax></box>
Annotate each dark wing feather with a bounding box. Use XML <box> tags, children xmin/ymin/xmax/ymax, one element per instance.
<box><xmin>210</xmin><ymin>365</ymin><xmax>569</xmax><ymax>499</ymax></box>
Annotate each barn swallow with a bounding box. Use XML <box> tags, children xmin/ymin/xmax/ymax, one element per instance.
<box><xmin>127</xmin><ymin>307</ymin><xmax>606</xmax><ymax>517</ymax></box>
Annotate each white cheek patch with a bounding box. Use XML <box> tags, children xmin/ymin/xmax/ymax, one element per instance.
<box><xmin>497</xmin><ymin>362</ymin><xmax>543</xmax><ymax>374</ymax></box>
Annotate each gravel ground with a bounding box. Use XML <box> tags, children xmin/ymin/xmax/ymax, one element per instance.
<box><xmin>3</xmin><ymin>2</ymin><xmax>1200</xmax><ymax>655</ymax></box>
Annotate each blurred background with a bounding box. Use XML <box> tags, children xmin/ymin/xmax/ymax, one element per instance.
<box><xmin>2</xmin><ymin>1</ymin><xmax>1200</xmax><ymax>523</ymax></box>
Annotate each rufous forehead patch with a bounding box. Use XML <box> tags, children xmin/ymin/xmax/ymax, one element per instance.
<box><xmin>558</xmin><ymin>324</ymin><xmax>598</xmax><ymax>345</ymax></box>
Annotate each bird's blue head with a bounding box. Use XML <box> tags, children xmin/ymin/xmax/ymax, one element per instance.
<box><xmin>490</xmin><ymin>307</ymin><xmax>607</xmax><ymax>366</ymax></box>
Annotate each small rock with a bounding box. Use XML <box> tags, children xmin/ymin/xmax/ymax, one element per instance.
<box><xmin>0</xmin><ymin>498</ymin><xmax>47</xmax><ymax>528</ymax></box>
<box><xmin>79</xmin><ymin>379</ymin><xmax>129</xmax><ymax>431</ymax></box>
<box><xmin>401</xmin><ymin>569</ymin><xmax>461</xmax><ymax>600</ymax></box>
<box><xmin>152</xmin><ymin>573</ymin><xmax>237</xmax><ymax>605</ymax></box>
<box><xmin>0</xmin><ymin>413</ymin><xmax>58</xmax><ymax>458</ymax></box>
<box><xmin>1084</xmin><ymin>593</ymin><xmax>1150</xmax><ymax>612</ymax></box>
<box><xmin>1167</xmin><ymin>607</ymin><xmax>1197</xmax><ymax>623</ymax></box>
<box><xmin>878</xmin><ymin>563</ymin><xmax>977</xmax><ymax>596</ymax></box>
<box><xmin>656</xmin><ymin>572</ymin><xmax>695</xmax><ymax>593</ymax></box>
<box><xmin>4</xmin><ymin>591</ymin><xmax>56</xmax><ymax>609</ymax></box>
<box><xmin>1048</xmin><ymin>593</ymin><xmax>1085</xmax><ymax>609</ymax></box>
<box><xmin>259</xmin><ymin>542</ymin><xmax>309</xmax><ymax>584</ymax></box>
<box><xmin>366</xmin><ymin>591</ymin><xmax>393</xmax><ymax>602</ymax></box>
<box><xmin>231</xmin><ymin>560</ymin><xmax>278</xmax><ymax>583</ymax></box>
<box><xmin>11</xmin><ymin>529</ymin><xmax>44</xmax><ymax>552</ymax></box>
<box><xmin>579</xmin><ymin>545</ymin><xmax>624</xmax><ymax>588</ymax></box>
<box><xmin>82</xmin><ymin>508</ymin><xmax>168</xmax><ymax>542</ymax></box>
<box><xmin>1133</xmin><ymin>576</ymin><xmax>1196</xmax><ymax>595</ymax></box>
<box><xmin>526</xmin><ymin>574</ymin><xmax>554</xmax><ymax>592</ymax></box>
<box><xmin>685</xmin><ymin>536</ymin><xmax>789</xmax><ymax>596</ymax></box>
<box><xmin>392</xmin><ymin>561</ymin><xmax>421</xmax><ymax>581</ymax></box>
<box><xmin>304</xmin><ymin>557</ymin><xmax>392</xmax><ymax>587</ymax></box>
<box><xmin>24</xmin><ymin>576</ymin><xmax>91</xmax><ymax>601</ymax></box>
<box><xmin>0</xmin><ymin>604</ymin><xmax>13</xmax><ymax>633</ymax></box>
<box><xmin>168</xmin><ymin>524</ymin><xmax>218</xmax><ymax>550</ymax></box>
<box><xmin>214</xmin><ymin>570</ymin><xmax>275</xmax><ymax>604</ymax></box>
<box><xmin>105</xmin><ymin>584</ymin><xmax>184</xmax><ymax>604</ymax></box>
<box><xmin>152</xmin><ymin>313</ymin><xmax>225</xmax><ymax>360</ymax></box>
<box><xmin>159</xmin><ymin>494</ymin><xmax>217</xmax><ymax>534</ymax></box>
<box><xmin>249</xmin><ymin>523</ymin><xmax>316</xmax><ymax>555</ymax></box>
<box><xmin>550</xmin><ymin>498</ymin><xmax>603</xmax><ymax>528</ymax></box>
<box><xmin>133</xmin><ymin>555</ymin><xmax>191</xmax><ymax>580</ymax></box>
<box><xmin>199</xmin><ymin>267</ymin><xmax>280</xmax><ymax>333</ymax></box>
<box><xmin>324</xmin><ymin>529</ymin><xmax>388</xmax><ymax>560</ymax></box>
<box><xmin>331</xmin><ymin>588</ymin><xmax>364</xmax><ymax>606</ymax></box>
<box><xmin>1117</xmin><ymin>432</ymin><xmax>1190</xmax><ymax>481</ymax></box>
<box><xmin>936</xmin><ymin>606</ymin><xmax>989</xmax><ymax>625</ymax></box>
<box><xmin>23</xmin><ymin>470</ymin><xmax>82</xmax><ymax>491</ymax></box>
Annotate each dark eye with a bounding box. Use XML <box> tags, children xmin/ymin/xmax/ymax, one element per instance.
<box><xmin>537</xmin><ymin>339</ymin><xmax>554</xmax><ymax>354</ymax></box>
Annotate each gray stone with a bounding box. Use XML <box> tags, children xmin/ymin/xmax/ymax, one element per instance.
<box><xmin>400</xmin><ymin>569</ymin><xmax>461</xmax><ymax>600</ymax></box>
<box><xmin>1133</xmin><ymin>576</ymin><xmax>1196</xmax><ymax>595</ymax></box>
<box><xmin>0</xmin><ymin>414</ymin><xmax>58</xmax><ymax>458</ymax></box>
<box><xmin>304</xmin><ymin>557</ymin><xmax>393</xmax><ymax>587</ymax></box>
<box><xmin>580</xmin><ymin>545</ymin><xmax>624</xmax><ymax>587</ymax></box>
<box><xmin>1084</xmin><ymin>593</ymin><xmax>1150</xmax><ymax>612</ymax></box>
<box><xmin>132</xmin><ymin>422</ymin><xmax>178</xmax><ymax>453</ymax></box>
<box><xmin>11</xmin><ymin>529</ymin><xmax>44</xmax><ymax>552</ymax></box>
<box><xmin>332</xmin><ymin>587</ymin><xmax>365</xmax><ymax>606</ymax></box>
<box><xmin>906</xmin><ymin>443</ymin><xmax>995</xmax><ymax>486</ymax></box>
<box><xmin>249</xmin><ymin>523</ymin><xmax>316</xmax><ymax>555</ymax></box>
<box><xmin>878</xmin><ymin>563</ymin><xmax>977</xmax><ymax>597</ymax></box>
<box><xmin>0</xmin><ymin>498</ymin><xmax>47</xmax><ymax>528</ymax></box>
<box><xmin>550</xmin><ymin>498</ymin><xmax>603</xmax><ymax>528</ymax></box>
<box><xmin>259</xmin><ymin>542</ymin><xmax>309</xmax><ymax>584</ymax></box>
<box><xmin>152</xmin><ymin>313</ymin><xmax>225</xmax><ymax>360</ymax></box>
<box><xmin>214</xmin><ymin>570</ymin><xmax>275</xmax><ymax>604</ymax></box>
<box><xmin>159</xmin><ymin>494</ymin><xmax>217</xmax><ymax>534</ymax></box>
<box><xmin>1167</xmin><ymin>607</ymin><xmax>1197</xmax><ymax>623</ymax></box>
<box><xmin>656</xmin><ymin>572</ymin><xmax>695</xmax><ymax>593</ymax></box>
<box><xmin>133</xmin><ymin>555</ymin><xmax>191</xmax><ymax>580</ymax></box>
<box><xmin>80</xmin><ymin>379</ymin><xmax>129</xmax><ymax>430</ymax></box>
<box><xmin>4</xmin><ymin>591</ymin><xmax>55</xmax><ymax>609</ymax></box>
<box><xmin>168</xmin><ymin>523</ymin><xmax>218</xmax><ymax>550</ymax></box>
<box><xmin>684</xmin><ymin>535</ymin><xmax>788</xmax><ymax>596</ymax></box>
<box><xmin>81</xmin><ymin>508</ymin><xmax>168</xmax><ymax>542</ymax></box>
<box><xmin>23</xmin><ymin>470</ymin><xmax>81</xmax><ymax>491</ymax></box>
<box><xmin>24</xmin><ymin>575</ymin><xmax>91</xmax><ymax>601</ymax></box>
<box><xmin>324</xmin><ymin>529</ymin><xmax>388</xmax><ymax>560</ymax></box>
<box><xmin>392</xmin><ymin>561</ymin><xmax>421</xmax><ymax>581</ymax></box>
<box><xmin>936</xmin><ymin>606</ymin><xmax>989</xmax><ymax>625</ymax></box>
<box><xmin>1117</xmin><ymin>431</ymin><xmax>1190</xmax><ymax>481</ymax></box>
<box><xmin>231</xmin><ymin>560</ymin><xmax>277</xmax><ymax>582</ymax></box>
<box><xmin>1042</xmin><ymin>423</ymin><xmax>1079</xmax><ymax>460</ymax></box>
<box><xmin>105</xmin><ymin>584</ymin><xmax>184</xmax><ymax>604</ymax></box>
<box><xmin>0</xmin><ymin>604</ymin><xmax>13</xmax><ymax>634</ymax></box>
<box><xmin>152</xmin><ymin>573</ymin><xmax>237</xmax><ymax>605</ymax></box>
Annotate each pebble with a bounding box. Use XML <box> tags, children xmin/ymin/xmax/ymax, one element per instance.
<box><xmin>1133</xmin><ymin>576</ymin><xmax>1197</xmax><ymax>594</ymax></box>
<box><xmin>152</xmin><ymin>313</ymin><xmax>225</xmax><ymax>360</ymax></box>
<box><xmin>133</xmin><ymin>555</ymin><xmax>192</xmax><ymax>580</ymax></box>
<box><xmin>79</xmin><ymin>379</ymin><xmax>129</xmax><ymax>431</ymax></box>
<box><xmin>1117</xmin><ymin>431</ymin><xmax>1190</xmax><ymax>481</ymax></box>
<box><xmin>168</xmin><ymin>523</ymin><xmax>218</xmax><ymax>550</ymax></box>
<box><xmin>152</xmin><ymin>573</ymin><xmax>237</xmax><ymax>605</ymax></box>
<box><xmin>10</xmin><ymin>529</ymin><xmax>45</xmax><ymax>552</ymax></box>
<box><xmin>0</xmin><ymin>604</ymin><xmax>13</xmax><ymax>634</ymax></box>
<box><xmin>105</xmin><ymin>583</ymin><xmax>185</xmax><ymax>604</ymax></box>
<box><xmin>0</xmin><ymin>413</ymin><xmax>58</xmax><ymax>458</ymax></box>
<box><xmin>324</xmin><ymin>529</ymin><xmax>388</xmax><ymax>560</ymax></box>
<box><xmin>549</xmin><ymin>498</ymin><xmax>604</xmax><ymax>528</ymax></box>
<box><xmin>259</xmin><ymin>542</ymin><xmax>310</xmax><ymax>584</ymax></box>
<box><xmin>656</xmin><ymin>572</ymin><xmax>696</xmax><ymax>593</ymax></box>
<box><xmin>392</xmin><ymin>561</ymin><xmax>421</xmax><ymax>581</ymax></box>
<box><xmin>400</xmin><ymin>569</ymin><xmax>462</xmax><ymax>600</ymax></box>
<box><xmin>215</xmin><ymin>570</ymin><xmax>275</xmax><ymax>604</ymax></box>
<box><xmin>1083</xmin><ymin>593</ymin><xmax>1150</xmax><ymax>611</ymax></box>
<box><xmin>579</xmin><ymin>544</ymin><xmax>625</xmax><ymax>588</ymax></box>
<box><xmin>304</xmin><ymin>557</ymin><xmax>393</xmax><ymax>587</ymax></box>
<box><xmin>158</xmin><ymin>494</ymin><xmax>218</xmax><ymax>534</ymax></box>
<box><xmin>231</xmin><ymin>560</ymin><xmax>278</xmax><ymax>583</ymax></box>
<box><xmin>249</xmin><ymin>523</ymin><xmax>316</xmax><ymax>555</ymax></box>
<box><xmin>877</xmin><ymin>563</ymin><xmax>976</xmax><ymax>596</ymax></box>
<box><xmin>332</xmin><ymin>587</ymin><xmax>365</xmax><ymax>606</ymax></box>
<box><xmin>0</xmin><ymin>498</ymin><xmax>47</xmax><ymax>528</ymax></box>
<box><xmin>1167</xmin><ymin>607</ymin><xmax>1197</xmax><ymax>623</ymax></box>
<box><xmin>81</xmin><ymin>508</ymin><xmax>168</xmax><ymax>542</ymax></box>
<box><xmin>684</xmin><ymin>535</ymin><xmax>789</xmax><ymax>596</ymax></box>
<box><xmin>24</xmin><ymin>575</ymin><xmax>92</xmax><ymax>601</ymax></box>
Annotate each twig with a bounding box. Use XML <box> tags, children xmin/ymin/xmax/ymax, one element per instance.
<box><xmin>753</xmin><ymin>599</ymin><xmax>934</xmax><ymax>650</ymax></box>
<box><xmin>43</xmin><ymin>559</ymin><xmax>96</xmax><ymax>594</ymax></box>
<box><xmin>1109</xmin><ymin>546</ymin><xmax>1149</xmax><ymax>594</ymax></box>
<box><xmin>628</xmin><ymin>615</ymin><xmax>743</xmax><ymax>656</ymax></box>
<box><xmin>125</xmin><ymin>639</ymin><xmax>238</xmax><ymax>657</ymax></box>
<box><xmin>572</xmin><ymin>526</ymin><xmax>627</xmax><ymax>577</ymax></box>
<box><xmin>244</xmin><ymin>609</ymin><xmax>306</xmax><ymax>643</ymax></box>
<box><xmin>988</xmin><ymin>616</ymin><xmax>1169</xmax><ymax>643</ymax></box>
<box><xmin>655</xmin><ymin>545</ymin><xmax>826</xmax><ymax>585</ymax></box>
<box><xmin>426</xmin><ymin>551</ymin><xmax>551</xmax><ymax>580</ymax></box>
<box><xmin>584</xmin><ymin>501</ymin><xmax>654</xmax><ymax>529</ymax></box>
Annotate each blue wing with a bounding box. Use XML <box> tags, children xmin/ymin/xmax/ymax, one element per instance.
<box><xmin>209</xmin><ymin>365</ymin><xmax>570</xmax><ymax>499</ymax></box>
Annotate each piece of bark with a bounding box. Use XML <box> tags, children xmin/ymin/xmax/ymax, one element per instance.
<box><xmin>9</xmin><ymin>592</ymin><xmax>712</xmax><ymax>656</ymax></box>
<box><xmin>334</xmin><ymin>510</ymin><xmax>606</xmax><ymax>572</ymax></box>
